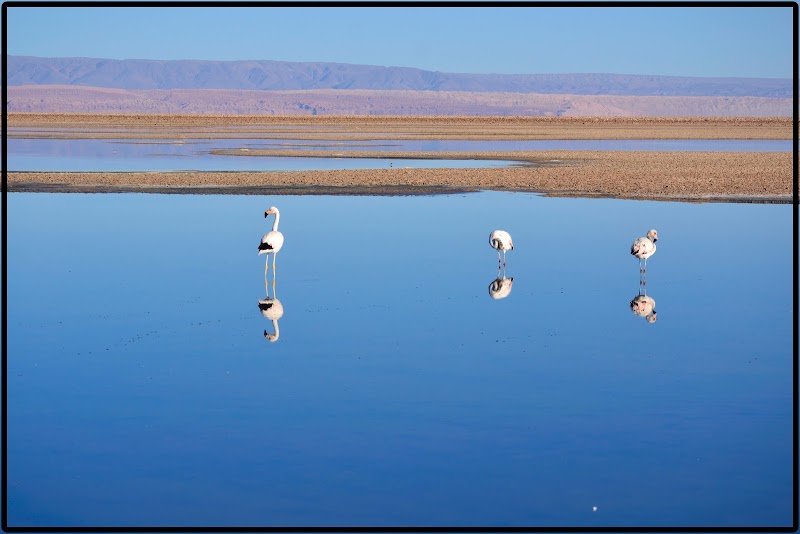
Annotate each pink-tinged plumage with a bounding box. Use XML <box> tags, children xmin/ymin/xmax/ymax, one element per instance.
<box><xmin>630</xmin><ymin>294</ymin><xmax>657</xmax><ymax>323</ymax></box>
<box><xmin>631</xmin><ymin>229</ymin><xmax>658</xmax><ymax>274</ymax></box>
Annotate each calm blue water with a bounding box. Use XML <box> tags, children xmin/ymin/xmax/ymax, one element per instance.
<box><xmin>6</xmin><ymin>191</ymin><xmax>793</xmax><ymax>528</ymax></box>
<box><xmin>7</xmin><ymin>137</ymin><xmax>511</xmax><ymax>172</ymax></box>
<box><xmin>7</xmin><ymin>137</ymin><xmax>791</xmax><ymax>172</ymax></box>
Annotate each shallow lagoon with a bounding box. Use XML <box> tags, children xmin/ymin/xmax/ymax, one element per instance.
<box><xmin>8</xmin><ymin>136</ymin><xmax>792</xmax><ymax>172</ymax></box>
<box><xmin>6</xmin><ymin>191</ymin><xmax>793</xmax><ymax>528</ymax></box>
<box><xmin>7</xmin><ymin>137</ymin><xmax>513</xmax><ymax>172</ymax></box>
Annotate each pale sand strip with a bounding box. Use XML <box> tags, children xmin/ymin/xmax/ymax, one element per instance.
<box><xmin>7</xmin><ymin>114</ymin><xmax>793</xmax><ymax>140</ymax></box>
<box><xmin>8</xmin><ymin>151</ymin><xmax>793</xmax><ymax>203</ymax></box>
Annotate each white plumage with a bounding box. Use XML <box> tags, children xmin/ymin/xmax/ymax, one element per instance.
<box><xmin>631</xmin><ymin>229</ymin><xmax>658</xmax><ymax>275</ymax></box>
<box><xmin>259</xmin><ymin>206</ymin><xmax>284</xmax><ymax>256</ymax></box>
<box><xmin>259</xmin><ymin>206</ymin><xmax>284</xmax><ymax>280</ymax></box>
<box><xmin>489</xmin><ymin>230</ymin><xmax>514</xmax><ymax>266</ymax></box>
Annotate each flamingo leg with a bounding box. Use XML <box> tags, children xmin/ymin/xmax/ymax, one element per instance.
<box><xmin>642</xmin><ymin>258</ymin><xmax>648</xmax><ymax>288</ymax></box>
<box><xmin>271</xmin><ymin>254</ymin><xmax>277</xmax><ymax>298</ymax></box>
<box><xmin>638</xmin><ymin>260</ymin><xmax>646</xmax><ymax>293</ymax></box>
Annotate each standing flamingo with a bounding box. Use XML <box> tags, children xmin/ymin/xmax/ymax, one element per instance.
<box><xmin>259</xmin><ymin>206</ymin><xmax>284</xmax><ymax>282</ymax></box>
<box><xmin>489</xmin><ymin>230</ymin><xmax>514</xmax><ymax>267</ymax></box>
<box><xmin>631</xmin><ymin>229</ymin><xmax>658</xmax><ymax>276</ymax></box>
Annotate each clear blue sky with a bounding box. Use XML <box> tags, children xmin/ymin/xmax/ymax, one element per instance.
<box><xmin>5</xmin><ymin>5</ymin><xmax>794</xmax><ymax>78</ymax></box>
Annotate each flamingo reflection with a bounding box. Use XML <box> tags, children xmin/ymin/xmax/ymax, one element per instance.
<box><xmin>258</xmin><ymin>273</ymin><xmax>283</xmax><ymax>342</ymax></box>
<box><xmin>489</xmin><ymin>266</ymin><xmax>514</xmax><ymax>300</ymax></box>
<box><xmin>259</xmin><ymin>296</ymin><xmax>283</xmax><ymax>341</ymax></box>
<box><xmin>630</xmin><ymin>276</ymin><xmax>657</xmax><ymax>323</ymax></box>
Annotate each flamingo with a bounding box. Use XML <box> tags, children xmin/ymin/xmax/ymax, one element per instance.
<box><xmin>489</xmin><ymin>230</ymin><xmax>514</xmax><ymax>267</ymax></box>
<box><xmin>259</xmin><ymin>206</ymin><xmax>284</xmax><ymax>282</ymax></box>
<box><xmin>631</xmin><ymin>229</ymin><xmax>658</xmax><ymax>276</ymax></box>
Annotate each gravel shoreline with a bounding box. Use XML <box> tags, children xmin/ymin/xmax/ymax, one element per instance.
<box><xmin>8</xmin><ymin>150</ymin><xmax>793</xmax><ymax>203</ymax></box>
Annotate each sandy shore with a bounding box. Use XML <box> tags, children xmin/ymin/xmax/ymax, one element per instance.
<box><xmin>6</xmin><ymin>114</ymin><xmax>795</xmax><ymax>202</ymax></box>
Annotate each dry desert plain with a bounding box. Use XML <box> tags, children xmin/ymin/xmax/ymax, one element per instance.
<box><xmin>6</xmin><ymin>114</ymin><xmax>795</xmax><ymax>202</ymax></box>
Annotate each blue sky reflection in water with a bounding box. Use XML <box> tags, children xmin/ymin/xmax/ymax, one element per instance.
<box><xmin>6</xmin><ymin>191</ymin><xmax>793</xmax><ymax>528</ymax></box>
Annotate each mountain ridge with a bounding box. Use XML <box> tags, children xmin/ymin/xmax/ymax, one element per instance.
<box><xmin>6</xmin><ymin>55</ymin><xmax>792</xmax><ymax>97</ymax></box>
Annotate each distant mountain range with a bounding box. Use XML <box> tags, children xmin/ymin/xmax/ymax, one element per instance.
<box><xmin>6</xmin><ymin>55</ymin><xmax>793</xmax><ymax>97</ymax></box>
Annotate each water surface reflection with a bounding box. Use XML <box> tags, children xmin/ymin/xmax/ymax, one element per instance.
<box><xmin>8</xmin><ymin>136</ymin><xmax>792</xmax><ymax>172</ymax></box>
<box><xmin>259</xmin><ymin>280</ymin><xmax>284</xmax><ymax>342</ymax></box>
<box><xmin>630</xmin><ymin>277</ymin><xmax>658</xmax><ymax>323</ymax></box>
<box><xmin>6</xmin><ymin>191</ymin><xmax>792</xmax><ymax>528</ymax></box>
<box><xmin>488</xmin><ymin>267</ymin><xmax>514</xmax><ymax>300</ymax></box>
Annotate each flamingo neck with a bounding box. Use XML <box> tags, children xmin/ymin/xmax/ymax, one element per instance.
<box><xmin>269</xmin><ymin>320</ymin><xmax>280</xmax><ymax>341</ymax></box>
<box><xmin>271</xmin><ymin>209</ymin><xmax>281</xmax><ymax>232</ymax></box>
